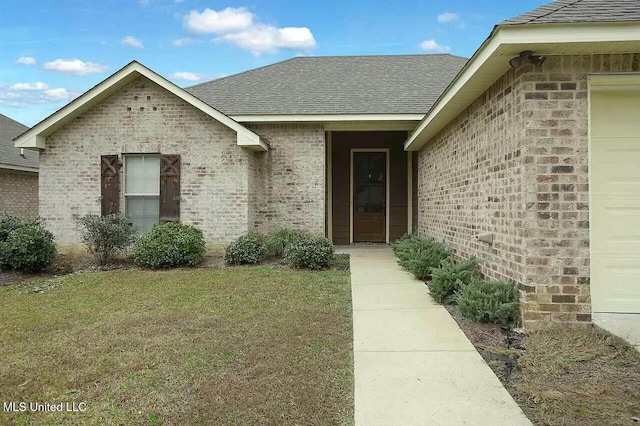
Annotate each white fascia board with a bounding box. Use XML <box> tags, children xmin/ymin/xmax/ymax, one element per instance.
<box><xmin>14</xmin><ymin>61</ymin><xmax>268</xmax><ymax>152</ymax></box>
<box><xmin>231</xmin><ymin>114</ymin><xmax>425</xmax><ymax>123</ymax></box>
<box><xmin>404</xmin><ymin>22</ymin><xmax>640</xmax><ymax>151</ymax></box>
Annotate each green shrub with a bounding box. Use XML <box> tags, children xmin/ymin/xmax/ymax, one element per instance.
<box><xmin>0</xmin><ymin>213</ymin><xmax>34</xmax><ymax>241</ymax></box>
<box><xmin>429</xmin><ymin>257</ymin><xmax>481</xmax><ymax>304</ymax></box>
<box><xmin>132</xmin><ymin>222</ymin><xmax>206</xmax><ymax>268</ymax></box>
<box><xmin>78</xmin><ymin>214</ymin><xmax>136</xmax><ymax>265</ymax></box>
<box><xmin>225</xmin><ymin>233</ymin><xmax>267</xmax><ymax>265</ymax></box>
<box><xmin>393</xmin><ymin>235</ymin><xmax>451</xmax><ymax>280</ymax></box>
<box><xmin>265</xmin><ymin>227</ymin><xmax>306</xmax><ymax>258</ymax></box>
<box><xmin>0</xmin><ymin>223</ymin><xmax>57</xmax><ymax>272</ymax></box>
<box><xmin>284</xmin><ymin>234</ymin><xmax>335</xmax><ymax>270</ymax></box>
<box><xmin>457</xmin><ymin>279</ymin><xmax>520</xmax><ymax>325</ymax></box>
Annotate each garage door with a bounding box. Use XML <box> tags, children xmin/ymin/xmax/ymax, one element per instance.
<box><xmin>591</xmin><ymin>87</ymin><xmax>640</xmax><ymax>313</ymax></box>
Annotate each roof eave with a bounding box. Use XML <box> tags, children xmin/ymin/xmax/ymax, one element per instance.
<box><xmin>14</xmin><ymin>61</ymin><xmax>269</xmax><ymax>152</ymax></box>
<box><xmin>404</xmin><ymin>21</ymin><xmax>640</xmax><ymax>151</ymax></box>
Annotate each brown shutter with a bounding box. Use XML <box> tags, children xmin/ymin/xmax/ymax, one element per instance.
<box><xmin>160</xmin><ymin>154</ymin><xmax>180</xmax><ymax>222</ymax></box>
<box><xmin>101</xmin><ymin>155</ymin><xmax>120</xmax><ymax>216</ymax></box>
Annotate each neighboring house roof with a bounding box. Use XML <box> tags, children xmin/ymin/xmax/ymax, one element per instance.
<box><xmin>0</xmin><ymin>114</ymin><xmax>38</xmax><ymax>172</ymax></box>
<box><xmin>14</xmin><ymin>61</ymin><xmax>268</xmax><ymax>152</ymax></box>
<box><xmin>405</xmin><ymin>0</ymin><xmax>640</xmax><ymax>151</ymax></box>
<box><xmin>185</xmin><ymin>55</ymin><xmax>468</xmax><ymax>116</ymax></box>
<box><xmin>502</xmin><ymin>0</ymin><xmax>640</xmax><ymax>25</ymax></box>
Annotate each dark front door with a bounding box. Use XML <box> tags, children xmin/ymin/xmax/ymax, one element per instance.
<box><xmin>353</xmin><ymin>152</ymin><xmax>386</xmax><ymax>242</ymax></box>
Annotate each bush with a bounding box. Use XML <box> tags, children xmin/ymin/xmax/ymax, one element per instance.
<box><xmin>457</xmin><ymin>279</ymin><xmax>520</xmax><ymax>325</ymax></box>
<box><xmin>78</xmin><ymin>214</ymin><xmax>136</xmax><ymax>265</ymax></box>
<box><xmin>265</xmin><ymin>227</ymin><xmax>306</xmax><ymax>258</ymax></box>
<box><xmin>393</xmin><ymin>235</ymin><xmax>451</xmax><ymax>280</ymax></box>
<box><xmin>225</xmin><ymin>233</ymin><xmax>267</xmax><ymax>265</ymax></box>
<box><xmin>132</xmin><ymin>222</ymin><xmax>206</xmax><ymax>268</ymax></box>
<box><xmin>0</xmin><ymin>213</ymin><xmax>34</xmax><ymax>242</ymax></box>
<box><xmin>284</xmin><ymin>234</ymin><xmax>335</xmax><ymax>270</ymax></box>
<box><xmin>0</xmin><ymin>223</ymin><xmax>57</xmax><ymax>272</ymax></box>
<box><xmin>429</xmin><ymin>257</ymin><xmax>481</xmax><ymax>304</ymax></box>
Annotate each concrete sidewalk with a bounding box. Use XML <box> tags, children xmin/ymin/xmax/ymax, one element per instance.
<box><xmin>344</xmin><ymin>246</ymin><xmax>530</xmax><ymax>426</ymax></box>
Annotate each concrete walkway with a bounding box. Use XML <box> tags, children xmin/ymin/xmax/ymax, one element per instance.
<box><xmin>344</xmin><ymin>246</ymin><xmax>530</xmax><ymax>426</ymax></box>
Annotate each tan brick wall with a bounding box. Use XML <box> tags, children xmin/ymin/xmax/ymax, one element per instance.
<box><xmin>417</xmin><ymin>68</ymin><xmax>528</xmax><ymax>285</ymax></box>
<box><xmin>518</xmin><ymin>54</ymin><xmax>640</xmax><ymax>326</ymax></box>
<box><xmin>417</xmin><ymin>53</ymin><xmax>640</xmax><ymax>327</ymax></box>
<box><xmin>41</xmin><ymin>76</ymin><xmax>252</xmax><ymax>250</ymax></box>
<box><xmin>247</xmin><ymin>124</ymin><xmax>325</xmax><ymax>235</ymax></box>
<box><xmin>0</xmin><ymin>169</ymin><xmax>38</xmax><ymax>218</ymax></box>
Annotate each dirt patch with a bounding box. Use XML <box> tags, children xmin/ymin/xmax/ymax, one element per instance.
<box><xmin>447</xmin><ymin>304</ymin><xmax>640</xmax><ymax>425</ymax></box>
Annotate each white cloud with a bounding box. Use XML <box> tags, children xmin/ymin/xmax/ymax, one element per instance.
<box><xmin>172</xmin><ymin>37</ymin><xmax>194</xmax><ymax>47</ymax></box>
<box><xmin>43</xmin><ymin>59</ymin><xmax>108</xmax><ymax>76</ymax></box>
<box><xmin>122</xmin><ymin>35</ymin><xmax>144</xmax><ymax>48</ymax></box>
<box><xmin>43</xmin><ymin>88</ymin><xmax>72</xmax><ymax>101</ymax></box>
<box><xmin>437</xmin><ymin>12</ymin><xmax>460</xmax><ymax>23</ymax></box>
<box><xmin>10</xmin><ymin>82</ymin><xmax>49</xmax><ymax>91</ymax></box>
<box><xmin>419</xmin><ymin>39</ymin><xmax>451</xmax><ymax>53</ymax></box>
<box><xmin>170</xmin><ymin>71</ymin><xmax>204</xmax><ymax>81</ymax></box>
<box><xmin>217</xmin><ymin>25</ymin><xmax>315</xmax><ymax>55</ymax></box>
<box><xmin>16</xmin><ymin>56</ymin><xmax>36</xmax><ymax>65</ymax></box>
<box><xmin>184</xmin><ymin>6</ymin><xmax>316</xmax><ymax>54</ymax></box>
<box><xmin>184</xmin><ymin>7</ymin><xmax>254</xmax><ymax>35</ymax></box>
<box><xmin>0</xmin><ymin>83</ymin><xmax>77</xmax><ymax>107</ymax></box>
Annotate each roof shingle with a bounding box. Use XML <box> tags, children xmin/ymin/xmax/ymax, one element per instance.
<box><xmin>502</xmin><ymin>0</ymin><xmax>640</xmax><ymax>25</ymax></box>
<box><xmin>185</xmin><ymin>54</ymin><xmax>468</xmax><ymax>116</ymax></box>
<box><xmin>0</xmin><ymin>114</ymin><xmax>37</xmax><ymax>171</ymax></box>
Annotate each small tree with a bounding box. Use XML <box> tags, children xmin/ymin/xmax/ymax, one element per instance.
<box><xmin>78</xmin><ymin>214</ymin><xmax>136</xmax><ymax>265</ymax></box>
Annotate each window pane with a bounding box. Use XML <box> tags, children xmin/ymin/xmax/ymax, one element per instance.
<box><xmin>125</xmin><ymin>156</ymin><xmax>160</xmax><ymax>194</ymax></box>
<box><xmin>126</xmin><ymin>196</ymin><xmax>159</xmax><ymax>234</ymax></box>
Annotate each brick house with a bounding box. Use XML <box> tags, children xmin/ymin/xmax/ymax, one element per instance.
<box><xmin>14</xmin><ymin>0</ymin><xmax>640</xmax><ymax>326</ymax></box>
<box><xmin>0</xmin><ymin>114</ymin><xmax>38</xmax><ymax>217</ymax></box>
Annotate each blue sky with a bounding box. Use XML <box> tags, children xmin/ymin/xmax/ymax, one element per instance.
<box><xmin>0</xmin><ymin>0</ymin><xmax>546</xmax><ymax>126</ymax></box>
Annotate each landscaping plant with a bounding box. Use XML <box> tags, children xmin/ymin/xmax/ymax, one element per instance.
<box><xmin>132</xmin><ymin>222</ymin><xmax>206</xmax><ymax>268</ymax></box>
<box><xmin>392</xmin><ymin>234</ymin><xmax>450</xmax><ymax>280</ymax></box>
<box><xmin>0</xmin><ymin>217</ymin><xmax>57</xmax><ymax>273</ymax></box>
<box><xmin>225</xmin><ymin>233</ymin><xmax>268</xmax><ymax>265</ymax></box>
<box><xmin>78</xmin><ymin>214</ymin><xmax>136</xmax><ymax>265</ymax></box>
<box><xmin>284</xmin><ymin>233</ymin><xmax>335</xmax><ymax>270</ymax></box>
<box><xmin>429</xmin><ymin>257</ymin><xmax>481</xmax><ymax>304</ymax></box>
<box><xmin>265</xmin><ymin>227</ymin><xmax>306</xmax><ymax>258</ymax></box>
<box><xmin>457</xmin><ymin>279</ymin><xmax>520</xmax><ymax>325</ymax></box>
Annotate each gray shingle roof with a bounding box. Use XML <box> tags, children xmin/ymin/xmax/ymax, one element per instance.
<box><xmin>502</xmin><ymin>0</ymin><xmax>640</xmax><ymax>25</ymax></box>
<box><xmin>0</xmin><ymin>114</ymin><xmax>38</xmax><ymax>171</ymax></box>
<box><xmin>185</xmin><ymin>54</ymin><xmax>468</xmax><ymax>116</ymax></box>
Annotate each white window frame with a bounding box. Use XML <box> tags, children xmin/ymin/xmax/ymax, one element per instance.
<box><xmin>123</xmin><ymin>154</ymin><xmax>161</xmax><ymax>233</ymax></box>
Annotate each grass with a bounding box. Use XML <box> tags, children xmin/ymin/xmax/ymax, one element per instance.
<box><xmin>446</xmin><ymin>305</ymin><xmax>640</xmax><ymax>425</ymax></box>
<box><xmin>0</xmin><ymin>267</ymin><xmax>353</xmax><ymax>425</ymax></box>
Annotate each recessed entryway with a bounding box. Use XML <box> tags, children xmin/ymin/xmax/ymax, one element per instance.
<box><xmin>589</xmin><ymin>75</ymin><xmax>640</xmax><ymax>314</ymax></box>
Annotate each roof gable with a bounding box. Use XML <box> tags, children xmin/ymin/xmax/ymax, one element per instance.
<box><xmin>14</xmin><ymin>61</ymin><xmax>267</xmax><ymax>152</ymax></box>
<box><xmin>185</xmin><ymin>55</ymin><xmax>468</xmax><ymax>116</ymax></box>
<box><xmin>0</xmin><ymin>114</ymin><xmax>37</xmax><ymax>172</ymax></box>
<box><xmin>502</xmin><ymin>0</ymin><xmax>640</xmax><ymax>25</ymax></box>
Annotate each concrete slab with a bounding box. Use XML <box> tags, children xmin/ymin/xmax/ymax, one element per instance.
<box><xmin>354</xmin><ymin>308</ymin><xmax>475</xmax><ymax>352</ymax></box>
<box><xmin>349</xmin><ymin>247</ymin><xmax>531</xmax><ymax>425</ymax></box>
<box><xmin>593</xmin><ymin>313</ymin><xmax>640</xmax><ymax>350</ymax></box>
<box><xmin>355</xmin><ymin>351</ymin><xmax>531</xmax><ymax>426</ymax></box>
<box><xmin>352</xmin><ymin>284</ymin><xmax>437</xmax><ymax>311</ymax></box>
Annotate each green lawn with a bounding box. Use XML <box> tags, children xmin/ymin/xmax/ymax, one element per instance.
<box><xmin>0</xmin><ymin>267</ymin><xmax>353</xmax><ymax>425</ymax></box>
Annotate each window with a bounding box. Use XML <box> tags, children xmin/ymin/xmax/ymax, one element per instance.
<box><xmin>124</xmin><ymin>155</ymin><xmax>160</xmax><ymax>233</ymax></box>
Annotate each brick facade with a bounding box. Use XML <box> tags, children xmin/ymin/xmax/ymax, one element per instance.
<box><xmin>40</xmin><ymin>76</ymin><xmax>326</xmax><ymax>251</ymax></box>
<box><xmin>417</xmin><ymin>53</ymin><xmax>640</xmax><ymax>327</ymax></box>
<box><xmin>0</xmin><ymin>169</ymin><xmax>38</xmax><ymax>218</ymax></box>
<box><xmin>248</xmin><ymin>124</ymin><xmax>325</xmax><ymax>235</ymax></box>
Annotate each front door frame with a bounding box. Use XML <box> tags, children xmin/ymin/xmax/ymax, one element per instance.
<box><xmin>350</xmin><ymin>148</ymin><xmax>390</xmax><ymax>243</ymax></box>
